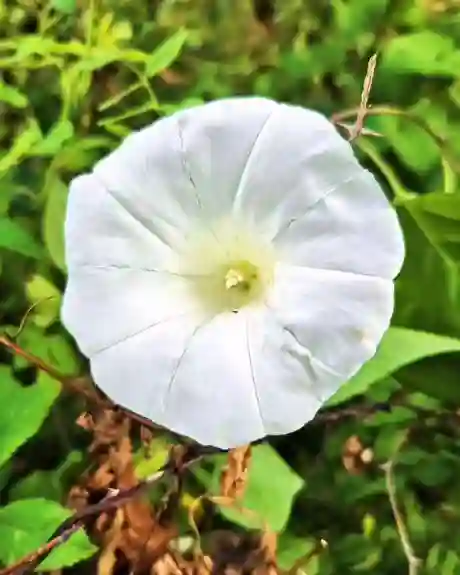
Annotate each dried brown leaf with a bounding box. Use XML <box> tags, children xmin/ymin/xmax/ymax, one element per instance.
<box><xmin>220</xmin><ymin>446</ymin><xmax>252</xmax><ymax>502</ymax></box>
<box><xmin>97</xmin><ymin>508</ymin><xmax>124</xmax><ymax>575</ymax></box>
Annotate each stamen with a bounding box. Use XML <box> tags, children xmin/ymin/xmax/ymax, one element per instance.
<box><xmin>225</xmin><ymin>269</ymin><xmax>246</xmax><ymax>290</ymax></box>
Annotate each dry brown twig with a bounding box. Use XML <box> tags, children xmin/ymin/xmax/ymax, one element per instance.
<box><xmin>333</xmin><ymin>53</ymin><xmax>379</xmax><ymax>141</ymax></box>
<box><xmin>350</xmin><ymin>53</ymin><xmax>378</xmax><ymax>140</ymax></box>
<box><xmin>0</xmin><ymin>334</ymin><xmax>102</xmax><ymax>404</ymax></box>
<box><xmin>0</xmin><ymin>446</ymin><xmax>216</xmax><ymax>575</ymax></box>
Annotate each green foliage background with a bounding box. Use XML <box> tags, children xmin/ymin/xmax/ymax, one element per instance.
<box><xmin>1</xmin><ymin>0</ymin><xmax>460</xmax><ymax>572</ymax></box>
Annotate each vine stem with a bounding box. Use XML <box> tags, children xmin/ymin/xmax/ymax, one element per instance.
<box><xmin>383</xmin><ymin>458</ymin><xmax>422</xmax><ymax>575</ymax></box>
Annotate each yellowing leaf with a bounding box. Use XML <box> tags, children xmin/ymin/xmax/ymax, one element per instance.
<box><xmin>42</xmin><ymin>176</ymin><xmax>68</xmax><ymax>271</ymax></box>
<box><xmin>25</xmin><ymin>275</ymin><xmax>61</xmax><ymax>328</ymax></box>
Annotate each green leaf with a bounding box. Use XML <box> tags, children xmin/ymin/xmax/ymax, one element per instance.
<box><xmin>42</xmin><ymin>176</ymin><xmax>68</xmax><ymax>271</ymax></box>
<box><xmin>14</xmin><ymin>326</ymin><xmax>79</xmax><ymax>373</ymax></box>
<box><xmin>403</xmin><ymin>192</ymin><xmax>460</xmax><ymax>265</ymax></box>
<box><xmin>0</xmin><ymin>119</ymin><xmax>42</xmax><ymax>174</ymax></box>
<box><xmin>277</xmin><ymin>534</ymin><xmax>318</xmax><ymax>571</ymax></box>
<box><xmin>25</xmin><ymin>275</ymin><xmax>61</xmax><ymax>328</ymax></box>
<box><xmin>0</xmin><ymin>218</ymin><xmax>42</xmax><ymax>259</ymax></box>
<box><xmin>10</xmin><ymin>451</ymin><xmax>83</xmax><ymax>502</ymax></box>
<box><xmin>54</xmin><ymin>136</ymin><xmax>112</xmax><ymax>171</ymax></box>
<box><xmin>392</xmin><ymin>210</ymin><xmax>460</xmax><ymax>336</ymax></box>
<box><xmin>51</xmin><ymin>0</ymin><xmax>77</xmax><ymax>13</ymax></box>
<box><xmin>0</xmin><ymin>499</ymin><xmax>97</xmax><ymax>570</ymax></box>
<box><xmin>0</xmin><ymin>368</ymin><xmax>60</xmax><ymax>467</ymax></box>
<box><xmin>370</xmin><ymin>101</ymin><xmax>446</xmax><ymax>174</ymax></box>
<box><xmin>9</xmin><ymin>470</ymin><xmax>64</xmax><ymax>502</ymax></box>
<box><xmin>381</xmin><ymin>31</ymin><xmax>460</xmax><ymax>76</ymax></box>
<box><xmin>145</xmin><ymin>28</ymin><xmax>188</xmax><ymax>77</ymax></box>
<box><xmin>0</xmin><ymin>82</ymin><xmax>28</xmax><ymax>108</ymax></box>
<box><xmin>398</xmin><ymin>355</ymin><xmax>460</xmax><ymax>403</ymax></box>
<box><xmin>211</xmin><ymin>445</ymin><xmax>303</xmax><ymax>531</ymax></box>
<box><xmin>327</xmin><ymin>327</ymin><xmax>460</xmax><ymax>406</ymax></box>
<box><xmin>32</xmin><ymin>119</ymin><xmax>74</xmax><ymax>156</ymax></box>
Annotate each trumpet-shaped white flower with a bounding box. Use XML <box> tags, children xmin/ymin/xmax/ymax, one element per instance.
<box><xmin>62</xmin><ymin>97</ymin><xmax>404</xmax><ymax>449</ymax></box>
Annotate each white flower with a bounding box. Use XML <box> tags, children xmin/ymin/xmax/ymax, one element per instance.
<box><xmin>62</xmin><ymin>97</ymin><xmax>404</xmax><ymax>449</ymax></box>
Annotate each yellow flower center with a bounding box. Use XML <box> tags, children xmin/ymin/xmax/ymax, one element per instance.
<box><xmin>176</xmin><ymin>219</ymin><xmax>275</xmax><ymax>313</ymax></box>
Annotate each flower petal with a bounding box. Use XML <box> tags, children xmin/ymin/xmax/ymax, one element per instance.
<box><xmin>93</xmin><ymin>114</ymin><xmax>202</xmax><ymax>250</ymax></box>
<box><xmin>163</xmin><ymin>312</ymin><xmax>265</xmax><ymax>448</ymax></box>
<box><xmin>62</xmin><ymin>266</ymin><xmax>199</xmax><ymax>357</ymax></box>
<box><xmin>272</xmin><ymin>171</ymin><xmax>404</xmax><ymax>279</ymax></box>
<box><xmin>90</xmin><ymin>313</ymin><xmax>206</xmax><ymax>424</ymax></box>
<box><xmin>268</xmin><ymin>263</ymin><xmax>395</xmax><ymax>377</ymax></box>
<box><xmin>92</xmin><ymin>98</ymin><xmax>277</xmax><ymax>246</ymax></box>
<box><xmin>175</xmin><ymin>97</ymin><xmax>277</xmax><ymax>218</ymax></box>
<box><xmin>91</xmin><ymin>311</ymin><xmax>265</xmax><ymax>449</ymax></box>
<box><xmin>232</xmin><ymin>103</ymin><xmax>361</xmax><ymax>237</ymax></box>
<box><xmin>65</xmin><ymin>174</ymin><xmax>174</xmax><ymax>271</ymax></box>
<box><xmin>245</xmin><ymin>306</ymin><xmax>337</xmax><ymax>436</ymax></box>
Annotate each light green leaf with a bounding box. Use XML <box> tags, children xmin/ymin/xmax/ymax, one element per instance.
<box><xmin>60</xmin><ymin>64</ymin><xmax>93</xmax><ymax>109</ymax></box>
<box><xmin>0</xmin><ymin>218</ymin><xmax>42</xmax><ymax>259</ymax></box>
<box><xmin>25</xmin><ymin>275</ymin><xmax>61</xmax><ymax>328</ymax></box>
<box><xmin>32</xmin><ymin>119</ymin><xmax>74</xmax><ymax>156</ymax></box>
<box><xmin>0</xmin><ymin>82</ymin><xmax>28</xmax><ymax>108</ymax></box>
<box><xmin>370</xmin><ymin>101</ymin><xmax>447</xmax><ymax>174</ymax></box>
<box><xmin>211</xmin><ymin>445</ymin><xmax>303</xmax><ymax>531</ymax></box>
<box><xmin>51</xmin><ymin>0</ymin><xmax>77</xmax><ymax>13</ymax></box>
<box><xmin>42</xmin><ymin>176</ymin><xmax>68</xmax><ymax>271</ymax></box>
<box><xmin>0</xmin><ymin>119</ymin><xmax>42</xmax><ymax>174</ymax></box>
<box><xmin>381</xmin><ymin>31</ymin><xmax>460</xmax><ymax>76</ymax></box>
<box><xmin>145</xmin><ymin>28</ymin><xmax>188</xmax><ymax>77</ymax></box>
<box><xmin>327</xmin><ymin>327</ymin><xmax>460</xmax><ymax>406</ymax></box>
<box><xmin>111</xmin><ymin>21</ymin><xmax>133</xmax><ymax>42</ymax></box>
<box><xmin>54</xmin><ymin>136</ymin><xmax>112</xmax><ymax>171</ymax></box>
<box><xmin>0</xmin><ymin>499</ymin><xmax>97</xmax><ymax>570</ymax></box>
<box><xmin>0</xmin><ymin>368</ymin><xmax>60</xmax><ymax>467</ymax></box>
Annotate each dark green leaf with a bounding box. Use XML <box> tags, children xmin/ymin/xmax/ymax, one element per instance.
<box><xmin>403</xmin><ymin>192</ymin><xmax>460</xmax><ymax>265</ymax></box>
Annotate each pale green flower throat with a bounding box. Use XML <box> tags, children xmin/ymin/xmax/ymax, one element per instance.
<box><xmin>177</xmin><ymin>219</ymin><xmax>276</xmax><ymax>313</ymax></box>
